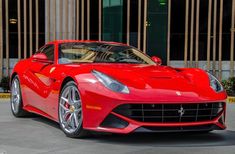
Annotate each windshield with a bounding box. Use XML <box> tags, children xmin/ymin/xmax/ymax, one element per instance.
<box><xmin>58</xmin><ymin>42</ymin><xmax>155</xmax><ymax>65</ymax></box>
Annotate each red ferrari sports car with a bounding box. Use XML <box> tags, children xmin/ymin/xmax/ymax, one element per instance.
<box><xmin>10</xmin><ymin>40</ymin><xmax>227</xmax><ymax>138</ymax></box>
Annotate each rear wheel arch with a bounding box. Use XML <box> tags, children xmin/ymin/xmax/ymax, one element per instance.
<box><xmin>11</xmin><ymin>72</ymin><xmax>18</xmax><ymax>85</ymax></box>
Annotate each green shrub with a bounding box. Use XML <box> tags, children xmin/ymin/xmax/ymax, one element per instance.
<box><xmin>221</xmin><ymin>77</ymin><xmax>235</xmax><ymax>96</ymax></box>
<box><xmin>0</xmin><ymin>76</ymin><xmax>10</xmax><ymax>93</ymax></box>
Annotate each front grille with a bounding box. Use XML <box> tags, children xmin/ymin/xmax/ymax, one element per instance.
<box><xmin>113</xmin><ymin>102</ymin><xmax>224</xmax><ymax>123</ymax></box>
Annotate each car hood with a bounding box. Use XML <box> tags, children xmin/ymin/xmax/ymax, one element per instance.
<box><xmin>68</xmin><ymin>63</ymin><xmax>225</xmax><ymax>101</ymax></box>
<box><xmin>65</xmin><ymin>63</ymin><xmax>225</xmax><ymax>101</ymax></box>
<box><xmin>90</xmin><ymin>64</ymin><xmax>205</xmax><ymax>90</ymax></box>
<box><xmin>94</xmin><ymin>64</ymin><xmax>225</xmax><ymax>99</ymax></box>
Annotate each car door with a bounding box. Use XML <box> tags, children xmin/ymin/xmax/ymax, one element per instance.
<box><xmin>24</xmin><ymin>44</ymin><xmax>56</xmax><ymax>113</ymax></box>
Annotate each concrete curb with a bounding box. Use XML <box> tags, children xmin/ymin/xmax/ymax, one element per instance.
<box><xmin>0</xmin><ymin>93</ymin><xmax>10</xmax><ymax>99</ymax></box>
<box><xmin>227</xmin><ymin>96</ymin><xmax>235</xmax><ymax>103</ymax></box>
<box><xmin>0</xmin><ymin>93</ymin><xmax>235</xmax><ymax>103</ymax></box>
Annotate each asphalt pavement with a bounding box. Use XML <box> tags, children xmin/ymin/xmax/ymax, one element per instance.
<box><xmin>0</xmin><ymin>99</ymin><xmax>235</xmax><ymax>154</ymax></box>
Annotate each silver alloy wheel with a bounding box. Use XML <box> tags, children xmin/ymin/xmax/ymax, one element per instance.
<box><xmin>59</xmin><ymin>85</ymin><xmax>82</xmax><ymax>134</ymax></box>
<box><xmin>11</xmin><ymin>78</ymin><xmax>21</xmax><ymax>114</ymax></box>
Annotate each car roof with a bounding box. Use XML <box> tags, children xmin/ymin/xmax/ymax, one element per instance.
<box><xmin>47</xmin><ymin>40</ymin><xmax>128</xmax><ymax>46</ymax></box>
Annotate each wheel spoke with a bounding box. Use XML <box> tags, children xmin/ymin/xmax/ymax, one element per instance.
<box><xmin>70</xmin><ymin>115</ymin><xmax>75</xmax><ymax>129</ymax></box>
<box><xmin>66</xmin><ymin>114</ymin><xmax>73</xmax><ymax>127</ymax></box>
<box><xmin>11</xmin><ymin>79</ymin><xmax>21</xmax><ymax>114</ymax></box>
<box><xmin>16</xmin><ymin>81</ymin><xmax>19</xmax><ymax>90</ymax></box>
<box><xmin>74</xmin><ymin>108</ymin><xmax>81</xmax><ymax>114</ymax></box>
<box><xmin>72</xmin><ymin>87</ymin><xmax>76</xmax><ymax>102</ymax></box>
<box><xmin>13</xmin><ymin>97</ymin><xmax>18</xmax><ymax>103</ymax></box>
<box><xmin>73</xmin><ymin>113</ymin><xmax>79</xmax><ymax>127</ymax></box>
<box><xmin>11</xmin><ymin>83</ymin><xmax>15</xmax><ymax>94</ymax></box>
<box><xmin>60</xmin><ymin>103</ymin><xmax>69</xmax><ymax>112</ymax></box>
<box><xmin>64</xmin><ymin>121</ymin><xmax>69</xmax><ymax>128</ymax></box>
<box><xmin>68</xmin><ymin>88</ymin><xmax>72</xmax><ymax>103</ymax></box>
<box><xmin>73</xmin><ymin>100</ymin><xmax>81</xmax><ymax>104</ymax></box>
<box><xmin>13</xmin><ymin>102</ymin><xmax>17</xmax><ymax>111</ymax></box>
<box><xmin>63</xmin><ymin>111</ymin><xmax>70</xmax><ymax>121</ymax></box>
<box><xmin>13</xmin><ymin>90</ymin><xmax>17</xmax><ymax>96</ymax></box>
<box><xmin>61</xmin><ymin>96</ymin><xmax>69</xmax><ymax>103</ymax></box>
<box><xmin>14</xmin><ymin>81</ymin><xmax>17</xmax><ymax>89</ymax></box>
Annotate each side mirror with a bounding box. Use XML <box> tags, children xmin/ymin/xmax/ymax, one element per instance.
<box><xmin>32</xmin><ymin>53</ymin><xmax>53</xmax><ymax>63</ymax></box>
<box><xmin>151</xmin><ymin>56</ymin><xmax>162</xmax><ymax>65</ymax></box>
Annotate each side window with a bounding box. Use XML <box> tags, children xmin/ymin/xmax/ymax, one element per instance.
<box><xmin>41</xmin><ymin>45</ymin><xmax>55</xmax><ymax>62</ymax></box>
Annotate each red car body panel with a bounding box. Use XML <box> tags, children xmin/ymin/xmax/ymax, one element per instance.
<box><xmin>11</xmin><ymin>40</ymin><xmax>227</xmax><ymax>134</ymax></box>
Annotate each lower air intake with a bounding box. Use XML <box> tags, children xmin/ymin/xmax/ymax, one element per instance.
<box><xmin>100</xmin><ymin>114</ymin><xmax>129</xmax><ymax>129</ymax></box>
<box><xmin>113</xmin><ymin>102</ymin><xmax>224</xmax><ymax>123</ymax></box>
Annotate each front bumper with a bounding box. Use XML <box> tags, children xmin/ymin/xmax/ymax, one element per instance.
<box><xmin>81</xmin><ymin>95</ymin><xmax>226</xmax><ymax>134</ymax></box>
<box><xmin>97</xmin><ymin>109</ymin><xmax>226</xmax><ymax>133</ymax></box>
<box><xmin>78</xmin><ymin>83</ymin><xmax>227</xmax><ymax>134</ymax></box>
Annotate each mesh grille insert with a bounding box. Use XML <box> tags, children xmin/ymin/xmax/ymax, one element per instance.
<box><xmin>113</xmin><ymin>102</ymin><xmax>224</xmax><ymax>123</ymax></box>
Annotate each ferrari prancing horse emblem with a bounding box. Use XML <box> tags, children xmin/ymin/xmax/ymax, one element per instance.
<box><xmin>178</xmin><ymin>107</ymin><xmax>185</xmax><ymax>117</ymax></box>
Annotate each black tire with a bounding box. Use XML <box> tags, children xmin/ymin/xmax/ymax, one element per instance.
<box><xmin>10</xmin><ymin>75</ymin><xmax>29</xmax><ymax>117</ymax></box>
<box><xmin>58</xmin><ymin>81</ymin><xmax>89</xmax><ymax>138</ymax></box>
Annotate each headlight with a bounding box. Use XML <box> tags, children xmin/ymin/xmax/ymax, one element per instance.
<box><xmin>92</xmin><ymin>70</ymin><xmax>130</xmax><ymax>94</ymax></box>
<box><xmin>207</xmin><ymin>72</ymin><xmax>223</xmax><ymax>92</ymax></box>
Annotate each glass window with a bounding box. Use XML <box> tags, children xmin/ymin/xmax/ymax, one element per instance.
<box><xmin>170</xmin><ymin>0</ymin><xmax>186</xmax><ymax>61</ymax></box>
<box><xmin>129</xmin><ymin>0</ymin><xmax>139</xmax><ymax>47</ymax></box>
<box><xmin>40</xmin><ymin>45</ymin><xmax>55</xmax><ymax>62</ymax></box>
<box><xmin>147</xmin><ymin>0</ymin><xmax>168</xmax><ymax>64</ymax></box>
<box><xmin>103</xmin><ymin>0</ymin><xmax>124</xmax><ymax>42</ymax></box>
<box><xmin>170</xmin><ymin>0</ymin><xmax>233</xmax><ymax>61</ymax></box>
<box><xmin>58</xmin><ymin>42</ymin><xmax>155</xmax><ymax>65</ymax></box>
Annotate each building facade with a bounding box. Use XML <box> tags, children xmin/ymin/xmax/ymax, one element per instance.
<box><xmin>0</xmin><ymin>0</ymin><xmax>234</xmax><ymax>79</ymax></box>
